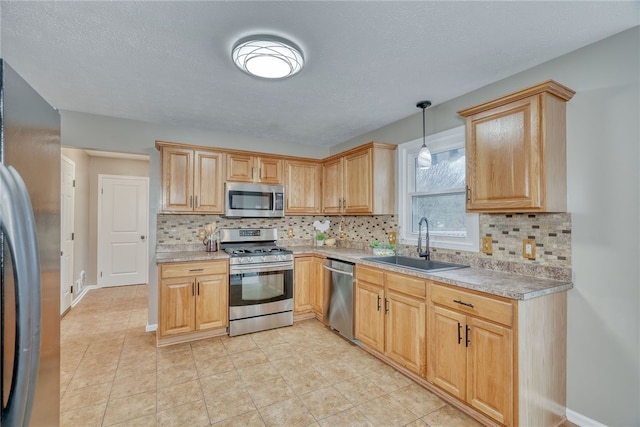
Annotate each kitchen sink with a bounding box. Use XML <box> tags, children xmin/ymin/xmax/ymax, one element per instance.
<box><xmin>363</xmin><ymin>255</ymin><xmax>469</xmax><ymax>272</ymax></box>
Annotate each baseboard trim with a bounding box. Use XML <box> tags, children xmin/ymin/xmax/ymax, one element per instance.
<box><xmin>566</xmin><ymin>408</ymin><xmax>606</xmax><ymax>427</ymax></box>
<box><xmin>71</xmin><ymin>285</ymin><xmax>98</xmax><ymax>307</ymax></box>
<box><xmin>146</xmin><ymin>324</ymin><xmax>158</xmax><ymax>333</ymax></box>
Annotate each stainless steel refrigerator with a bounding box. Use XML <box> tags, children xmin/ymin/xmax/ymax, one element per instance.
<box><xmin>0</xmin><ymin>60</ymin><xmax>60</xmax><ymax>426</ymax></box>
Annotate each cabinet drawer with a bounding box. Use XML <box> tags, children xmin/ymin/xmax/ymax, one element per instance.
<box><xmin>356</xmin><ymin>265</ymin><xmax>384</xmax><ymax>286</ymax></box>
<box><xmin>161</xmin><ymin>261</ymin><xmax>227</xmax><ymax>279</ymax></box>
<box><xmin>386</xmin><ymin>272</ymin><xmax>426</xmax><ymax>299</ymax></box>
<box><xmin>430</xmin><ymin>283</ymin><xmax>513</xmax><ymax>327</ymax></box>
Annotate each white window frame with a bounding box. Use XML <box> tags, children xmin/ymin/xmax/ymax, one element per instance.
<box><xmin>397</xmin><ymin>125</ymin><xmax>479</xmax><ymax>252</ymax></box>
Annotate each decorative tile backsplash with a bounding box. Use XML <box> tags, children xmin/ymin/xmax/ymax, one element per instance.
<box><xmin>157</xmin><ymin>212</ymin><xmax>571</xmax><ymax>281</ymax></box>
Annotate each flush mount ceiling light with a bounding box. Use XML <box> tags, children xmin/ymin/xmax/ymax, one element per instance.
<box><xmin>232</xmin><ymin>35</ymin><xmax>304</xmax><ymax>79</ymax></box>
<box><xmin>416</xmin><ymin>100</ymin><xmax>432</xmax><ymax>169</ymax></box>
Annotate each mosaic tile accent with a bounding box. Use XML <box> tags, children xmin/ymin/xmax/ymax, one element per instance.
<box><xmin>156</xmin><ymin>212</ymin><xmax>571</xmax><ymax>281</ymax></box>
<box><xmin>156</xmin><ymin>214</ymin><xmax>398</xmax><ymax>248</ymax></box>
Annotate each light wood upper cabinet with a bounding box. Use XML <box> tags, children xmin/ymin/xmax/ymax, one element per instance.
<box><xmin>157</xmin><ymin>143</ymin><xmax>224</xmax><ymax>214</ymax></box>
<box><xmin>226</xmin><ymin>153</ymin><xmax>283</xmax><ymax>184</ymax></box>
<box><xmin>458</xmin><ymin>80</ymin><xmax>574</xmax><ymax>213</ymax></box>
<box><xmin>285</xmin><ymin>159</ymin><xmax>322</xmax><ymax>214</ymax></box>
<box><xmin>157</xmin><ymin>260</ymin><xmax>228</xmax><ymax>346</ymax></box>
<box><xmin>322</xmin><ymin>157</ymin><xmax>343</xmax><ymax>214</ymax></box>
<box><xmin>322</xmin><ymin>142</ymin><xmax>396</xmax><ymax>215</ymax></box>
<box><xmin>355</xmin><ymin>266</ymin><xmax>426</xmax><ymax>376</ymax></box>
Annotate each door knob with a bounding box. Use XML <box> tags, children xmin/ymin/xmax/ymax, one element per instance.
<box><xmin>140</xmin><ymin>235</ymin><xmax>146</xmax><ymax>240</ymax></box>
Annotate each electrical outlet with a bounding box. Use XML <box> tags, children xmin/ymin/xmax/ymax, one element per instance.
<box><xmin>481</xmin><ymin>237</ymin><xmax>493</xmax><ymax>255</ymax></box>
<box><xmin>523</xmin><ymin>239</ymin><xmax>536</xmax><ymax>260</ymax></box>
<box><xmin>287</xmin><ymin>228</ymin><xmax>294</xmax><ymax>238</ymax></box>
<box><xmin>388</xmin><ymin>231</ymin><xmax>397</xmax><ymax>245</ymax></box>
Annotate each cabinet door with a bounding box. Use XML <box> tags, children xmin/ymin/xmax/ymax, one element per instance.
<box><xmin>343</xmin><ymin>148</ymin><xmax>372</xmax><ymax>213</ymax></box>
<box><xmin>294</xmin><ymin>257</ymin><xmax>314</xmax><ymax>314</ymax></box>
<box><xmin>310</xmin><ymin>257</ymin><xmax>325</xmax><ymax>317</ymax></box>
<box><xmin>159</xmin><ymin>277</ymin><xmax>195</xmax><ymax>337</ymax></box>
<box><xmin>322</xmin><ymin>157</ymin><xmax>343</xmax><ymax>214</ymax></box>
<box><xmin>193</xmin><ymin>150</ymin><xmax>224</xmax><ymax>213</ymax></box>
<box><xmin>466</xmin><ymin>96</ymin><xmax>541</xmax><ymax>211</ymax></box>
<box><xmin>466</xmin><ymin>316</ymin><xmax>513</xmax><ymax>425</ymax></box>
<box><xmin>427</xmin><ymin>305</ymin><xmax>467</xmax><ymax>400</ymax></box>
<box><xmin>285</xmin><ymin>160</ymin><xmax>322</xmax><ymax>214</ymax></box>
<box><xmin>161</xmin><ymin>147</ymin><xmax>194</xmax><ymax>212</ymax></box>
<box><xmin>195</xmin><ymin>274</ymin><xmax>228</xmax><ymax>331</ymax></box>
<box><xmin>385</xmin><ymin>289</ymin><xmax>426</xmax><ymax>375</ymax></box>
<box><xmin>355</xmin><ymin>281</ymin><xmax>385</xmax><ymax>353</ymax></box>
<box><xmin>258</xmin><ymin>157</ymin><xmax>283</xmax><ymax>184</ymax></box>
<box><xmin>226</xmin><ymin>153</ymin><xmax>254</xmax><ymax>182</ymax></box>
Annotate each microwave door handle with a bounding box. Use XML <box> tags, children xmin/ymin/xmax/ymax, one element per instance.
<box><xmin>0</xmin><ymin>165</ymin><xmax>41</xmax><ymax>427</ymax></box>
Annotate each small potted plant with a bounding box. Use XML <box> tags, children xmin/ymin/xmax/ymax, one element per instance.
<box><xmin>315</xmin><ymin>232</ymin><xmax>326</xmax><ymax>246</ymax></box>
<box><xmin>370</xmin><ymin>241</ymin><xmax>396</xmax><ymax>256</ymax></box>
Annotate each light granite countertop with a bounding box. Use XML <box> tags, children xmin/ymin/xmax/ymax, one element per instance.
<box><xmin>155</xmin><ymin>245</ymin><xmax>572</xmax><ymax>301</ymax></box>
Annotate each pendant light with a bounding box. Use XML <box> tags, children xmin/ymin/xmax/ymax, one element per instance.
<box><xmin>416</xmin><ymin>100</ymin><xmax>432</xmax><ymax>169</ymax></box>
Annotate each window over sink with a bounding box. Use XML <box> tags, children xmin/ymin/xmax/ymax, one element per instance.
<box><xmin>397</xmin><ymin>126</ymin><xmax>479</xmax><ymax>252</ymax></box>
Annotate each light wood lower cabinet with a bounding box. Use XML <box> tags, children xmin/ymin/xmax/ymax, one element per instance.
<box><xmin>429</xmin><ymin>303</ymin><xmax>513</xmax><ymax>425</ymax></box>
<box><xmin>293</xmin><ymin>256</ymin><xmax>326</xmax><ymax>321</ymax></box>
<box><xmin>355</xmin><ymin>266</ymin><xmax>426</xmax><ymax>376</ymax></box>
<box><xmin>354</xmin><ymin>265</ymin><xmax>567</xmax><ymax>427</ymax></box>
<box><xmin>157</xmin><ymin>260</ymin><xmax>228</xmax><ymax>346</ymax></box>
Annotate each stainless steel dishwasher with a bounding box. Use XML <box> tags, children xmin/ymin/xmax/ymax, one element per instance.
<box><xmin>324</xmin><ymin>258</ymin><xmax>355</xmax><ymax>340</ymax></box>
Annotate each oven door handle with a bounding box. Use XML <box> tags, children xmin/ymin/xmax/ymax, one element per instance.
<box><xmin>230</xmin><ymin>262</ymin><xmax>293</xmax><ymax>275</ymax></box>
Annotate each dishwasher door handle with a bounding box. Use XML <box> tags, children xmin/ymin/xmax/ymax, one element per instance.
<box><xmin>323</xmin><ymin>265</ymin><xmax>353</xmax><ymax>276</ymax></box>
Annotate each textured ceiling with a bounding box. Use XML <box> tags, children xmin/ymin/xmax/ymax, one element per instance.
<box><xmin>2</xmin><ymin>1</ymin><xmax>639</xmax><ymax>147</ymax></box>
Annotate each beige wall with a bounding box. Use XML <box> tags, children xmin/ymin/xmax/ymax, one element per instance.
<box><xmin>60</xmin><ymin>147</ymin><xmax>90</xmax><ymax>294</ymax></box>
<box><xmin>60</xmin><ymin>148</ymin><xmax>150</xmax><ymax>288</ymax></box>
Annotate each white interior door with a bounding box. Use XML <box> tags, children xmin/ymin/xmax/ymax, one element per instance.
<box><xmin>98</xmin><ymin>175</ymin><xmax>149</xmax><ymax>287</ymax></box>
<box><xmin>60</xmin><ymin>155</ymin><xmax>75</xmax><ymax>314</ymax></box>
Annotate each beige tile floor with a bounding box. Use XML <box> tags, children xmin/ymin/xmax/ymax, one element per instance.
<box><xmin>60</xmin><ymin>285</ymin><xmax>573</xmax><ymax>427</ymax></box>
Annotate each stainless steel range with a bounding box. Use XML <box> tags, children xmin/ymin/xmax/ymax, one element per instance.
<box><xmin>220</xmin><ymin>228</ymin><xmax>294</xmax><ymax>337</ymax></box>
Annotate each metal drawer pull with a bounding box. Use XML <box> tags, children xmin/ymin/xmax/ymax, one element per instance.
<box><xmin>189</xmin><ymin>268</ymin><xmax>204</xmax><ymax>272</ymax></box>
<box><xmin>453</xmin><ymin>299</ymin><xmax>474</xmax><ymax>308</ymax></box>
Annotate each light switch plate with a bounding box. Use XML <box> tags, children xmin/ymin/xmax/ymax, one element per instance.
<box><xmin>523</xmin><ymin>239</ymin><xmax>536</xmax><ymax>260</ymax></box>
<box><xmin>388</xmin><ymin>231</ymin><xmax>397</xmax><ymax>245</ymax></box>
<box><xmin>481</xmin><ymin>237</ymin><xmax>493</xmax><ymax>255</ymax></box>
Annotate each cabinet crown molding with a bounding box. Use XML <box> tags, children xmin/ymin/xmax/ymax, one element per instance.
<box><xmin>457</xmin><ymin>80</ymin><xmax>575</xmax><ymax>117</ymax></box>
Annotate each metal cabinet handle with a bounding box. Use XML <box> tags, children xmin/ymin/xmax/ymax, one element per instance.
<box><xmin>466</xmin><ymin>186</ymin><xmax>471</xmax><ymax>203</ymax></box>
<box><xmin>195</xmin><ymin>195</ymin><xmax>199</xmax><ymax>208</ymax></box>
<box><xmin>384</xmin><ymin>298</ymin><xmax>389</xmax><ymax>314</ymax></box>
<box><xmin>466</xmin><ymin>325</ymin><xmax>471</xmax><ymax>347</ymax></box>
<box><xmin>454</xmin><ymin>299</ymin><xmax>474</xmax><ymax>308</ymax></box>
<box><xmin>458</xmin><ymin>322</ymin><xmax>462</xmax><ymax>344</ymax></box>
<box><xmin>377</xmin><ymin>295</ymin><xmax>381</xmax><ymax>311</ymax></box>
<box><xmin>189</xmin><ymin>195</ymin><xmax>193</xmax><ymax>207</ymax></box>
<box><xmin>191</xmin><ymin>283</ymin><xmax>195</xmax><ymax>296</ymax></box>
<box><xmin>189</xmin><ymin>268</ymin><xmax>204</xmax><ymax>272</ymax></box>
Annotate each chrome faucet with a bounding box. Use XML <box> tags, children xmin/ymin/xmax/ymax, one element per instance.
<box><xmin>417</xmin><ymin>216</ymin><xmax>430</xmax><ymax>260</ymax></box>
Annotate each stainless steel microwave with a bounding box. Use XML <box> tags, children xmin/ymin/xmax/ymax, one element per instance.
<box><xmin>224</xmin><ymin>182</ymin><xmax>285</xmax><ymax>218</ymax></box>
